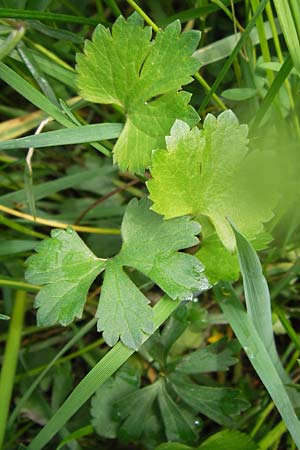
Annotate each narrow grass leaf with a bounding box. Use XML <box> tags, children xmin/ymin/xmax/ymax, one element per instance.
<box><xmin>252</xmin><ymin>56</ymin><xmax>294</xmax><ymax>130</ymax></box>
<box><xmin>232</xmin><ymin>223</ymin><xmax>300</xmax><ymax>406</ymax></box>
<box><xmin>231</xmin><ymin>224</ymin><xmax>276</xmax><ymax>358</ymax></box>
<box><xmin>273</xmin><ymin>0</ymin><xmax>300</xmax><ymax>76</ymax></box>
<box><xmin>0</xmin><ymin>9</ymin><xmax>103</xmax><ymax>26</ymax></box>
<box><xmin>0</xmin><ymin>291</ymin><xmax>26</xmax><ymax>449</ymax></box>
<box><xmin>0</xmin><ymin>123</ymin><xmax>122</xmax><ymax>150</ymax></box>
<box><xmin>17</xmin><ymin>42</ymin><xmax>60</xmax><ymax>107</ymax></box>
<box><xmin>0</xmin><ymin>166</ymin><xmax>114</xmax><ymax>207</ymax></box>
<box><xmin>215</xmin><ymin>283</ymin><xmax>300</xmax><ymax>449</ymax></box>
<box><xmin>199</xmin><ymin>0</ymin><xmax>269</xmax><ymax>112</ymax></box>
<box><xmin>0</xmin><ymin>239</ymin><xmax>37</xmax><ymax>255</ymax></box>
<box><xmin>0</xmin><ymin>62</ymin><xmax>73</xmax><ymax>127</ymax></box>
<box><xmin>194</xmin><ymin>20</ymin><xmax>280</xmax><ymax>67</ymax></box>
<box><xmin>8</xmin><ymin>319</ymin><xmax>96</xmax><ymax>428</ymax></box>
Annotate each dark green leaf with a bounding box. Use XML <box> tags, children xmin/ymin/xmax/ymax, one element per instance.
<box><xmin>175</xmin><ymin>340</ymin><xmax>238</xmax><ymax>374</ymax></box>
<box><xmin>158</xmin><ymin>380</ymin><xmax>198</xmax><ymax>445</ymax></box>
<box><xmin>115</xmin><ymin>382</ymin><xmax>159</xmax><ymax>441</ymax></box>
<box><xmin>91</xmin><ymin>369</ymin><xmax>140</xmax><ymax>439</ymax></box>
<box><xmin>171</xmin><ymin>377</ymin><xmax>248</xmax><ymax>427</ymax></box>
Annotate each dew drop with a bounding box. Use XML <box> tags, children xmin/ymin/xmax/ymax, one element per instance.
<box><xmin>51</xmin><ymin>229</ymin><xmax>61</xmax><ymax>238</ymax></box>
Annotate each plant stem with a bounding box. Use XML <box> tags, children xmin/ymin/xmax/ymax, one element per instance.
<box><xmin>0</xmin><ymin>278</ymin><xmax>39</xmax><ymax>292</ymax></box>
<box><xmin>0</xmin><ymin>204</ymin><xmax>121</xmax><ymax>235</ymax></box>
<box><xmin>0</xmin><ymin>290</ymin><xmax>26</xmax><ymax>448</ymax></box>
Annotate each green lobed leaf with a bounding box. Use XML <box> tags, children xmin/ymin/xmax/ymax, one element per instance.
<box><xmin>26</xmin><ymin>227</ymin><xmax>106</xmax><ymax>327</ymax></box>
<box><xmin>97</xmin><ymin>258</ymin><xmax>154</xmax><ymax>349</ymax></box>
<box><xmin>198</xmin><ymin>430</ymin><xmax>260</xmax><ymax>450</ymax></box>
<box><xmin>76</xmin><ymin>13</ymin><xmax>201</xmax><ymax>172</ymax></box>
<box><xmin>148</xmin><ymin>110</ymin><xmax>278</xmax><ymax>251</ymax></box>
<box><xmin>26</xmin><ymin>198</ymin><xmax>208</xmax><ymax>350</ymax></box>
<box><xmin>116</xmin><ymin>198</ymin><xmax>209</xmax><ymax>301</ymax></box>
<box><xmin>170</xmin><ymin>376</ymin><xmax>248</xmax><ymax>427</ymax></box>
<box><xmin>91</xmin><ymin>368</ymin><xmax>140</xmax><ymax>439</ymax></box>
<box><xmin>158</xmin><ymin>380</ymin><xmax>198</xmax><ymax>445</ymax></box>
<box><xmin>155</xmin><ymin>444</ymin><xmax>193</xmax><ymax>450</ymax></box>
<box><xmin>196</xmin><ymin>233</ymin><xmax>239</xmax><ymax>284</ymax></box>
<box><xmin>175</xmin><ymin>340</ymin><xmax>238</xmax><ymax>374</ymax></box>
<box><xmin>114</xmin><ymin>382</ymin><xmax>159</xmax><ymax>441</ymax></box>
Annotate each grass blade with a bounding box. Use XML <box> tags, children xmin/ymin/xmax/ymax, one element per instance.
<box><xmin>198</xmin><ymin>0</ymin><xmax>269</xmax><ymax>113</ymax></box>
<box><xmin>231</xmin><ymin>225</ymin><xmax>277</xmax><ymax>358</ymax></box>
<box><xmin>251</xmin><ymin>55</ymin><xmax>294</xmax><ymax>130</ymax></box>
<box><xmin>194</xmin><ymin>19</ymin><xmax>281</xmax><ymax>67</ymax></box>
<box><xmin>215</xmin><ymin>283</ymin><xmax>300</xmax><ymax>449</ymax></box>
<box><xmin>0</xmin><ymin>9</ymin><xmax>103</xmax><ymax>26</ymax></box>
<box><xmin>232</xmin><ymin>224</ymin><xmax>300</xmax><ymax>407</ymax></box>
<box><xmin>0</xmin><ymin>62</ymin><xmax>73</xmax><ymax>128</ymax></box>
<box><xmin>273</xmin><ymin>0</ymin><xmax>300</xmax><ymax>76</ymax></box>
<box><xmin>8</xmin><ymin>319</ymin><xmax>96</xmax><ymax>428</ymax></box>
<box><xmin>0</xmin><ymin>291</ymin><xmax>26</xmax><ymax>449</ymax></box>
<box><xmin>0</xmin><ymin>123</ymin><xmax>123</xmax><ymax>150</ymax></box>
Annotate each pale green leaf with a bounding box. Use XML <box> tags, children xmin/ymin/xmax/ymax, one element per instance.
<box><xmin>148</xmin><ymin>110</ymin><xmax>277</xmax><ymax>250</ymax></box>
<box><xmin>26</xmin><ymin>228</ymin><xmax>105</xmax><ymax>326</ymax></box>
<box><xmin>155</xmin><ymin>444</ymin><xmax>192</xmax><ymax>450</ymax></box>
<box><xmin>196</xmin><ymin>233</ymin><xmax>239</xmax><ymax>284</ymax></box>
<box><xmin>0</xmin><ymin>314</ymin><xmax>9</xmax><ymax>320</ymax></box>
<box><xmin>221</xmin><ymin>88</ymin><xmax>257</xmax><ymax>101</ymax></box>
<box><xmin>198</xmin><ymin>430</ymin><xmax>259</xmax><ymax>450</ymax></box>
<box><xmin>76</xmin><ymin>13</ymin><xmax>201</xmax><ymax>172</ymax></box>
<box><xmin>158</xmin><ymin>380</ymin><xmax>198</xmax><ymax>445</ymax></box>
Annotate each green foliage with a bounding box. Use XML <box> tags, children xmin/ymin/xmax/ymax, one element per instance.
<box><xmin>195</xmin><ymin>233</ymin><xmax>240</xmax><ymax>284</ymax></box>
<box><xmin>25</xmin><ymin>228</ymin><xmax>106</xmax><ymax>327</ymax></box>
<box><xmin>148</xmin><ymin>111</ymin><xmax>277</xmax><ymax>252</ymax></box>
<box><xmin>91</xmin><ymin>311</ymin><xmax>246</xmax><ymax>448</ymax></box>
<box><xmin>76</xmin><ymin>13</ymin><xmax>201</xmax><ymax>172</ymax></box>
<box><xmin>1</xmin><ymin>2</ymin><xmax>300</xmax><ymax>449</ymax></box>
<box><xmin>198</xmin><ymin>430</ymin><xmax>260</xmax><ymax>450</ymax></box>
<box><xmin>26</xmin><ymin>198</ymin><xmax>208</xmax><ymax>349</ymax></box>
<box><xmin>175</xmin><ymin>339</ymin><xmax>238</xmax><ymax>374</ymax></box>
<box><xmin>91</xmin><ymin>367</ymin><xmax>140</xmax><ymax>438</ymax></box>
<box><xmin>155</xmin><ymin>429</ymin><xmax>260</xmax><ymax>450</ymax></box>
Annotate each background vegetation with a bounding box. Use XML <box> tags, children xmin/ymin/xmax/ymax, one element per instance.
<box><xmin>0</xmin><ymin>1</ymin><xmax>300</xmax><ymax>449</ymax></box>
